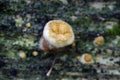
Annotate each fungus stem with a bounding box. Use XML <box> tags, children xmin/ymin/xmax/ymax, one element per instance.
<box><xmin>46</xmin><ymin>56</ymin><xmax>56</xmax><ymax>77</ymax></box>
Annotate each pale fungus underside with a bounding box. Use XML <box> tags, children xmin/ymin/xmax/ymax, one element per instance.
<box><xmin>0</xmin><ymin>0</ymin><xmax>120</xmax><ymax>80</ymax></box>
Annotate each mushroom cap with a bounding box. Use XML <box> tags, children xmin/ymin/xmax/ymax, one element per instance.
<box><xmin>18</xmin><ymin>51</ymin><xmax>26</xmax><ymax>59</ymax></box>
<box><xmin>43</xmin><ymin>20</ymin><xmax>75</xmax><ymax>48</ymax></box>
<box><xmin>32</xmin><ymin>51</ymin><xmax>39</xmax><ymax>56</ymax></box>
<box><xmin>80</xmin><ymin>53</ymin><xmax>94</xmax><ymax>64</ymax></box>
<box><xmin>93</xmin><ymin>36</ymin><xmax>104</xmax><ymax>46</ymax></box>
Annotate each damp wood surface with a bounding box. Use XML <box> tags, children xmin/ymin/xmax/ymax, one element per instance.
<box><xmin>0</xmin><ymin>0</ymin><xmax>120</xmax><ymax>80</ymax></box>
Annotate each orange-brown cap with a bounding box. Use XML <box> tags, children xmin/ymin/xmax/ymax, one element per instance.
<box><xmin>93</xmin><ymin>36</ymin><xmax>104</xmax><ymax>46</ymax></box>
<box><xmin>43</xmin><ymin>20</ymin><xmax>75</xmax><ymax>48</ymax></box>
<box><xmin>80</xmin><ymin>53</ymin><xmax>94</xmax><ymax>64</ymax></box>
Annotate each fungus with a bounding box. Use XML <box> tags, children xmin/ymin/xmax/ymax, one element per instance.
<box><xmin>18</xmin><ymin>51</ymin><xmax>26</xmax><ymax>59</ymax></box>
<box><xmin>39</xmin><ymin>20</ymin><xmax>75</xmax><ymax>76</ymax></box>
<box><xmin>80</xmin><ymin>53</ymin><xmax>94</xmax><ymax>64</ymax></box>
<box><xmin>32</xmin><ymin>51</ymin><xmax>39</xmax><ymax>56</ymax></box>
<box><xmin>26</xmin><ymin>22</ymin><xmax>31</xmax><ymax>28</ymax></box>
<box><xmin>71</xmin><ymin>42</ymin><xmax>76</xmax><ymax>48</ymax></box>
<box><xmin>39</xmin><ymin>20</ymin><xmax>75</xmax><ymax>53</ymax></box>
<box><xmin>76</xmin><ymin>55</ymin><xmax>80</xmax><ymax>60</ymax></box>
<box><xmin>93</xmin><ymin>36</ymin><xmax>104</xmax><ymax>46</ymax></box>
